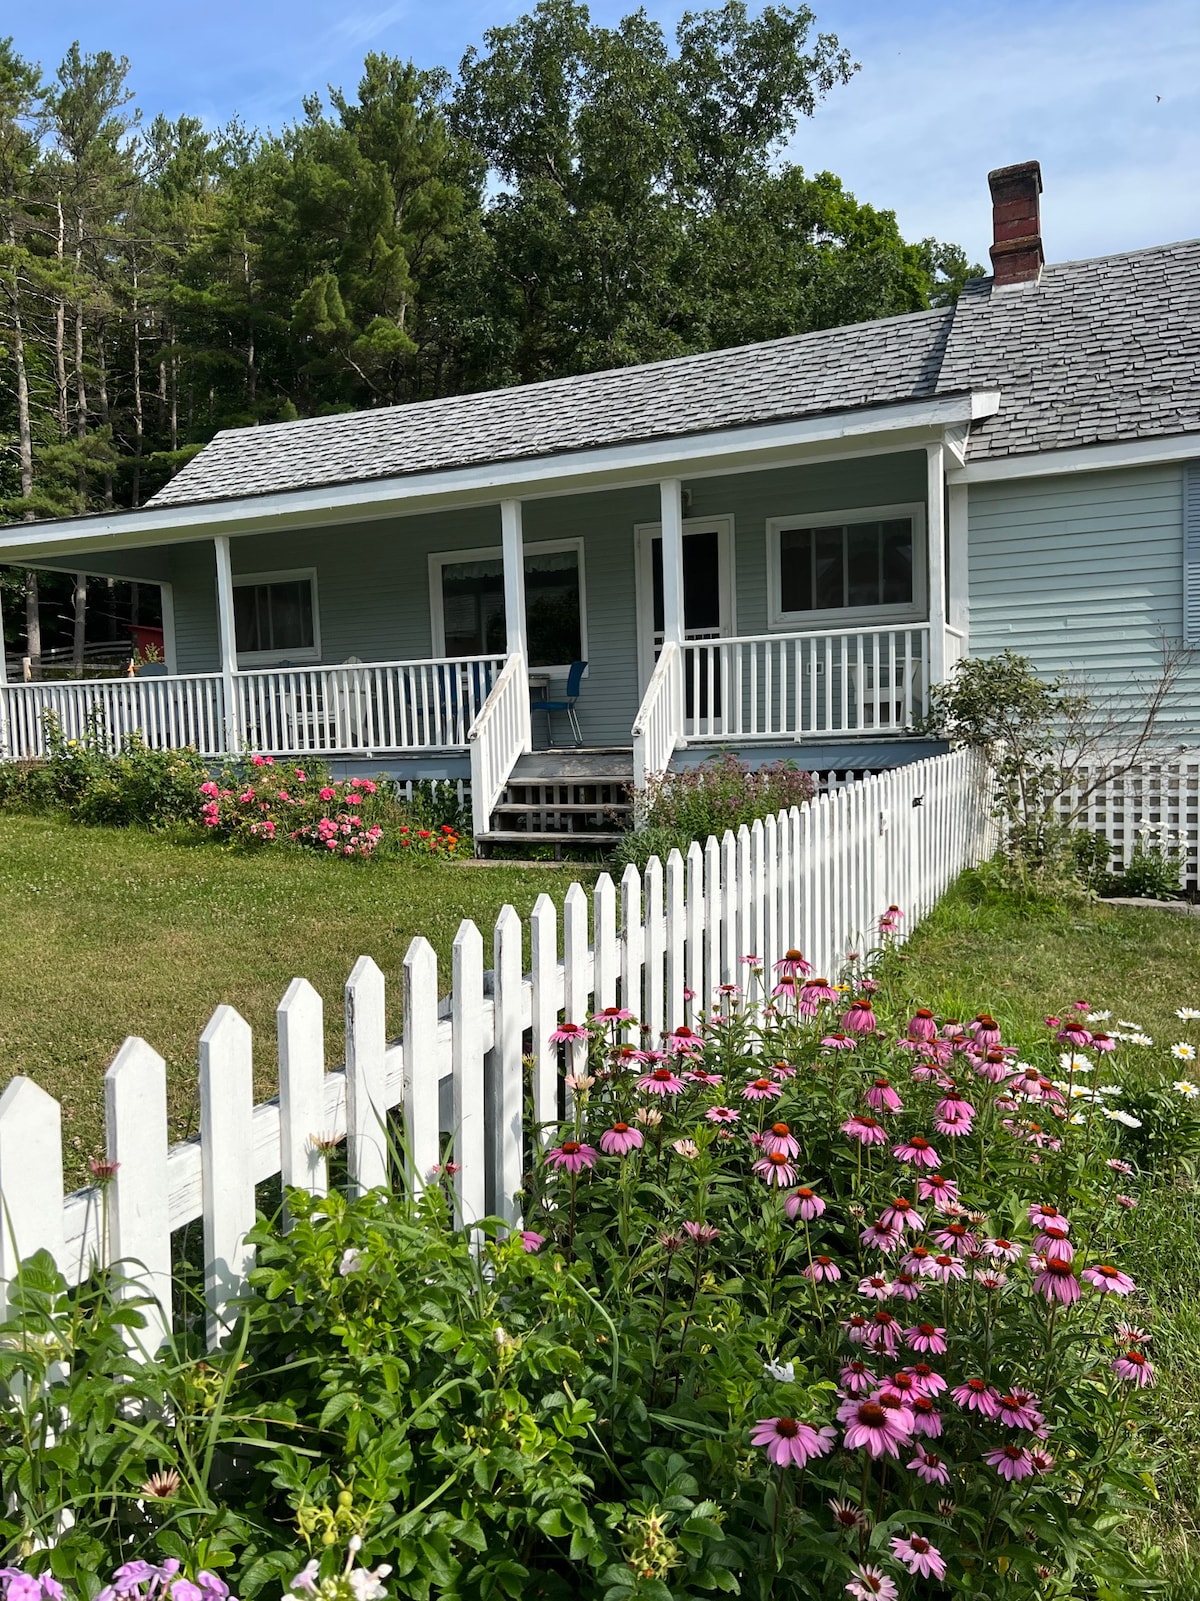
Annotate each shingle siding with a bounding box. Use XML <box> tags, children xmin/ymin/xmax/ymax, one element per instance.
<box><xmin>967</xmin><ymin>465</ymin><xmax>1200</xmax><ymax>735</ymax></box>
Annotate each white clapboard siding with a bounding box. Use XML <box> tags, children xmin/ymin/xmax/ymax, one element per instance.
<box><xmin>0</xmin><ymin>748</ymin><xmax>992</xmax><ymax>1352</ymax></box>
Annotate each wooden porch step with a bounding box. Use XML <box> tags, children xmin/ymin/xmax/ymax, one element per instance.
<box><xmin>510</xmin><ymin>747</ymin><xmax>634</xmax><ymax>782</ymax></box>
<box><xmin>479</xmin><ymin>830</ymin><xmax>628</xmax><ymax>847</ymax></box>
<box><xmin>493</xmin><ymin>801</ymin><xmax>634</xmax><ymax>814</ymax></box>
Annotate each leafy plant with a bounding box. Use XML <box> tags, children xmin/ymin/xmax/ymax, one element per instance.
<box><xmin>1112</xmin><ymin>826</ymin><xmax>1182</xmax><ymax>900</ymax></box>
<box><xmin>616</xmin><ymin>755</ymin><xmax>815</xmax><ymax>872</ymax></box>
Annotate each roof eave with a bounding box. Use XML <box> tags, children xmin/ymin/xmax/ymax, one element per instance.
<box><xmin>0</xmin><ymin>391</ymin><xmax>997</xmax><ymax>562</ymax></box>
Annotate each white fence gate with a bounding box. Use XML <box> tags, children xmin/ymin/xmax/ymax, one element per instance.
<box><xmin>0</xmin><ymin>749</ymin><xmax>992</xmax><ymax>1351</ymax></box>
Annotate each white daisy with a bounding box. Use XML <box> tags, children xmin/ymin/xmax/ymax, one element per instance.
<box><xmin>1116</xmin><ymin>1033</ymin><xmax>1154</xmax><ymax>1047</ymax></box>
<box><xmin>1103</xmin><ymin>1108</ymin><xmax>1143</xmax><ymax>1128</ymax></box>
<box><xmin>1086</xmin><ymin>1010</ymin><xmax>1113</xmax><ymax>1023</ymax></box>
<box><xmin>1172</xmin><ymin>1042</ymin><xmax>1197</xmax><ymax>1061</ymax></box>
<box><xmin>1097</xmin><ymin>1085</ymin><xmax>1123</xmax><ymax>1097</ymax></box>
<box><xmin>1068</xmin><ymin>1111</ymin><xmax>1087</xmax><ymax>1126</ymax></box>
<box><xmin>1177</xmin><ymin>1008</ymin><xmax>1200</xmax><ymax>1022</ymax></box>
<box><xmin>1117</xmin><ymin>1021</ymin><xmax>1144</xmax><ymax>1032</ymax></box>
<box><xmin>763</xmin><ymin>1359</ymin><xmax>795</xmax><ymax>1382</ymax></box>
<box><xmin>1058</xmin><ymin>1052</ymin><xmax>1094</xmax><ymax>1073</ymax></box>
<box><xmin>1174</xmin><ymin>1080</ymin><xmax>1200</xmax><ymax>1099</ymax></box>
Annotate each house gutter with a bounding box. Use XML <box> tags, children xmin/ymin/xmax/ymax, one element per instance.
<box><xmin>0</xmin><ymin>391</ymin><xmax>999</xmax><ymax>562</ymax></box>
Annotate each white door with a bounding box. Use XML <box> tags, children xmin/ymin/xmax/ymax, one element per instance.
<box><xmin>635</xmin><ymin>517</ymin><xmax>735</xmax><ymax>692</ymax></box>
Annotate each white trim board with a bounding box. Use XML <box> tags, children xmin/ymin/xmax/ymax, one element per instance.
<box><xmin>0</xmin><ymin>392</ymin><xmax>998</xmax><ymax>561</ymax></box>
<box><xmin>950</xmin><ymin>433</ymin><xmax>1200</xmax><ymax>484</ymax></box>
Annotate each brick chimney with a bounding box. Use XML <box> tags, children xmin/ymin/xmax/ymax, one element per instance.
<box><xmin>988</xmin><ymin>160</ymin><xmax>1044</xmax><ymax>287</ymax></box>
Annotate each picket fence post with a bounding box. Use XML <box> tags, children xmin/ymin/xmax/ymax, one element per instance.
<box><xmin>402</xmin><ymin>936</ymin><xmax>441</xmax><ymax>1191</ymax></box>
<box><xmin>278</xmin><ymin>980</ymin><xmax>328</xmax><ymax>1209</ymax></box>
<box><xmin>642</xmin><ymin>855</ymin><xmax>665</xmax><ymax>1043</ymax></box>
<box><xmin>530</xmin><ymin>894</ymin><xmax>560</xmax><ymax>1132</ymax></box>
<box><xmin>491</xmin><ymin>904</ymin><xmax>524</xmax><ymax>1226</ymax></box>
<box><xmin>105</xmin><ymin>1038</ymin><xmax>171</xmax><ymax>1352</ymax></box>
<box><xmin>346</xmin><ymin>957</ymin><xmax>388</xmax><ymax>1195</ymax></box>
<box><xmin>199</xmin><ymin>1006</ymin><xmax>255</xmax><ymax>1351</ymax></box>
<box><xmin>0</xmin><ymin>1077</ymin><xmax>65</xmax><ymax>1322</ymax></box>
<box><xmin>665</xmin><ymin>848</ymin><xmax>687</xmax><ymax>1030</ymax></box>
<box><xmin>451</xmin><ymin>920</ymin><xmax>486</xmax><ymax>1227</ymax></box>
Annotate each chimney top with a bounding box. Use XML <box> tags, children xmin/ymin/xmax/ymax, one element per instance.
<box><xmin>988</xmin><ymin>160</ymin><xmax>1044</xmax><ymax>288</ymax></box>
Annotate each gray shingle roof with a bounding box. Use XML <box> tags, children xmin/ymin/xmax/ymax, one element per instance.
<box><xmin>147</xmin><ymin>237</ymin><xmax>1200</xmax><ymax>510</ymax></box>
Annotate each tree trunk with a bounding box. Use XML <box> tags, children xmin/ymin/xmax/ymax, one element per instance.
<box><xmin>131</xmin><ymin>264</ymin><xmax>144</xmax><ymax>506</ymax></box>
<box><xmin>24</xmin><ymin>571</ymin><xmax>41</xmax><ymax>680</ymax></box>
<box><xmin>5</xmin><ymin>223</ymin><xmax>34</xmax><ymax>515</ymax></box>
<box><xmin>54</xmin><ymin>194</ymin><xmax>68</xmax><ymax>439</ymax></box>
<box><xmin>72</xmin><ymin>572</ymin><xmax>87</xmax><ymax>675</ymax></box>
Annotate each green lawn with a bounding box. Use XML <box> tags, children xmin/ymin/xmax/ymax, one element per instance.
<box><xmin>893</xmin><ymin>873</ymin><xmax>1200</xmax><ymax>1590</ymax></box>
<box><xmin>0</xmin><ymin>815</ymin><xmax>594</xmax><ymax>1180</ymax></box>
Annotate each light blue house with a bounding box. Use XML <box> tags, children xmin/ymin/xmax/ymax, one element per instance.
<box><xmin>2</xmin><ymin>161</ymin><xmax>1198</xmax><ymax>845</ymax></box>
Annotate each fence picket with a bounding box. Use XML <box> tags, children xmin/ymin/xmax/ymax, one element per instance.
<box><xmin>643</xmin><ymin>856</ymin><xmax>665</xmax><ymax>1042</ymax></box>
<box><xmin>402</xmin><ymin>937</ymin><xmax>441</xmax><ymax>1189</ymax></box>
<box><xmin>530</xmin><ymin>894</ymin><xmax>560</xmax><ymax>1132</ymax></box>
<box><xmin>491</xmin><ymin>905</ymin><xmax>524</xmax><ymax>1226</ymax></box>
<box><xmin>563</xmin><ymin>883</ymin><xmax>590</xmax><ymax>1085</ymax></box>
<box><xmin>685</xmin><ymin>842</ymin><xmax>704</xmax><ymax>1026</ymax></box>
<box><xmin>451</xmin><ymin>920</ymin><xmax>487</xmax><ymax>1227</ymax></box>
<box><xmin>278</xmin><ymin>979</ymin><xmax>328</xmax><ymax>1208</ymax></box>
<box><xmin>703</xmin><ymin>834</ymin><xmax>721</xmax><ymax>1015</ymax></box>
<box><xmin>720</xmin><ymin>830</ymin><xmax>738</xmax><ymax>985</ymax></box>
<box><xmin>593</xmin><ymin>874</ymin><xmax>618</xmax><ymax>1012</ymax></box>
<box><xmin>665</xmin><ymin>848</ymin><xmax>687</xmax><ymax>1031</ymax></box>
<box><xmin>199</xmin><ymin>1006</ymin><xmax>255</xmax><ymax>1350</ymax></box>
<box><xmin>105</xmin><ymin>1039</ymin><xmax>171</xmax><ymax>1352</ymax></box>
<box><xmin>0</xmin><ymin>1078</ymin><xmax>65</xmax><ymax>1320</ymax></box>
<box><xmin>620</xmin><ymin>864</ymin><xmax>644</xmax><ymax>1037</ymax></box>
<box><xmin>346</xmin><ymin>957</ymin><xmax>389</xmax><ymax>1195</ymax></box>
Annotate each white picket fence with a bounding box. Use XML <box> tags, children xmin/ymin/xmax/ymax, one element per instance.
<box><xmin>0</xmin><ymin>748</ymin><xmax>991</xmax><ymax>1352</ymax></box>
<box><xmin>1061</xmin><ymin>749</ymin><xmax>1200</xmax><ymax>888</ymax></box>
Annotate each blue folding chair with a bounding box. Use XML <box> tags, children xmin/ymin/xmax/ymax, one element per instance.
<box><xmin>531</xmin><ymin>660</ymin><xmax>586</xmax><ymax>747</ymax></box>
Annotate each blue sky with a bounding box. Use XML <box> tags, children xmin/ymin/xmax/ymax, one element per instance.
<box><xmin>11</xmin><ymin>0</ymin><xmax>1200</xmax><ymax>265</ymax></box>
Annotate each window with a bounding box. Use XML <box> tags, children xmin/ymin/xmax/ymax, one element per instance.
<box><xmin>767</xmin><ymin>504</ymin><xmax>925</xmax><ymax>628</ymax></box>
<box><xmin>232</xmin><ymin>571</ymin><xmax>319</xmax><ymax>662</ymax></box>
<box><xmin>431</xmin><ymin>541</ymin><xmax>586</xmax><ymax>669</ymax></box>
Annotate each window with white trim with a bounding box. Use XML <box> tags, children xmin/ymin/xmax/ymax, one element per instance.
<box><xmin>430</xmin><ymin>540</ymin><xmax>586</xmax><ymax>669</ymax></box>
<box><xmin>233</xmin><ymin>570</ymin><xmax>320</xmax><ymax>663</ymax></box>
<box><xmin>767</xmin><ymin>503</ymin><xmax>926</xmax><ymax>629</ymax></box>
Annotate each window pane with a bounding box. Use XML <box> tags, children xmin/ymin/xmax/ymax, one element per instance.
<box><xmin>881</xmin><ymin>520</ymin><xmax>914</xmax><ymax>604</ymax></box>
<box><xmin>814</xmin><ymin>526</ymin><xmax>844</xmax><ymax>610</ymax></box>
<box><xmin>779</xmin><ymin>527</ymin><xmax>813</xmax><ymax>613</ymax></box>
<box><xmin>525</xmin><ymin>548</ymin><xmax>581</xmax><ymax>667</ymax></box>
<box><xmin>234</xmin><ymin>579</ymin><xmax>314</xmax><ymax>654</ymax></box>
<box><xmin>846</xmin><ymin>523</ymin><xmax>882</xmax><ymax>608</ymax></box>
<box><xmin>441</xmin><ymin>558</ymin><xmax>506</xmax><ymax>656</ymax></box>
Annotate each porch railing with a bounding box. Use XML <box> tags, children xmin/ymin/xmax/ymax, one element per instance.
<box><xmin>468</xmin><ymin>652</ymin><xmax>530</xmax><ymax>838</ymax></box>
<box><xmin>679</xmin><ymin>625</ymin><xmax>932</xmax><ymax>742</ymax></box>
<box><xmin>632</xmin><ymin>639</ymin><xmax>683</xmax><ymax>790</ymax></box>
<box><xmin>0</xmin><ymin>656</ymin><xmax>506</xmax><ymax>762</ymax></box>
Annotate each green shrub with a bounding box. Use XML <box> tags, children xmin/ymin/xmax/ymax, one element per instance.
<box><xmin>616</xmin><ymin>753</ymin><xmax>815</xmax><ymax>871</ymax></box>
<box><xmin>1111</xmin><ymin>825</ymin><xmax>1182</xmax><ymax>900</ymax></box>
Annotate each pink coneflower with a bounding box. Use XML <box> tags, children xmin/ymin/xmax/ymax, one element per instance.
<box><xmin>867</xmin><ymin>1310</ymin><xmax>902</xmax><ymax>1355</ymax></box>
<box><xmin>974</xmin><ymin>1049</ymin><xmax>1013</xmax><ymax>1084</ymax></box>
<box><xmin>1033</xmin><ymin>1257</ymin><xmax>1081</xmax><ymax>1305</ymax></box>
<box><xmin>685</xmin><ymin>1067</ymin><xmax>723</xmax><ymax>1086</ymax></box>
<box><xmin>970</xmin><ymin>1013</ymin><xmax>1002</xmax><ymax>1048</ymax></box>
<box><xmin>893</xmin><ymin>1136</ymin><xmax>941</xmax><ymax>1169</ymax></box>
<box><xmin>743</xmin><ymin>1076</ymin><xmax>783</xmax><ymax>1101</ymax></box>
<box><xmin>975</xmin><ymin>1268</ymin><xmax>1008</xmax><ymax>1291</ymax></box>
<box><xmin>546</xmin><ymin>1140</ymin><xmax>597</xmax><ymax>1173</ymax></box>
<box><xmin>599</xmin><ymin>1122</ymin><xmax>644</xmax><ymax>1156</ymax></box>
<box><xmin>952</xmin><ymin>1378</ymin><xmax>1001</xmax><ymax>1418</ymax></box>
<box><xmin>857</xmin><ymin>1274</ymin><xmax>893</xmax><ymax>1300</ymax></box>
<box><xmin>750</xmin><ymin>1416</ymin><xmax>836</xmax><ymax>1468</ymax></box>
<box><xmin>908</xmin><ymin>1396</ymin><xmax>943</xmax><ymax>1437</ymax></box>
<box><xmin>664</xmin><ymin>1025</ymin><xmax>705</xmax><ymax>1055</ymax></box>
<box><xmin>518</xmin><ymin>1230</ymin><xmax>546</xmax><ymax>1252</ymax></box>
<box><xmin>682</xmin><ymin>1221</ymin><xmax>720</xmax><ymax>1246</ymax></box>
<box><xmin>591</xmin><ymin>1005</ymin><xmax>635</xmax><ymax>1025</ymax></box>
<box><xmin>881</xmin><ymin>1198</ymin><xmax>924</xmax><ymax>1234</ymax></box>
<box><xmin>935</xmin><ymin>1090</ymin><xmax>975</xmax><ymax>1124</ymax></box>
<box><xmin>1028</xmin><ymin>1203</ymin><xmax>1070</xmax><ymax>1231</ymax></box>
<box><xmin>929</xmin><ymin>1253</ymin><xmax>966</xmax><ymax>1283</ymax></box>
<box><xmin>917</xmin><ymin>1172</ymin><xmax>959</xmax><ymax>1207</ymax></box>
<box><xmin>1116</xmin><ymin>1193</ymin><xmax>1139</xmax><ymax>1210</ymax></box>
<box><xmin>995</xmin><ymin>1391</ymin><xmax>1045</xmax><ymax>1430</ymax></box>
<box><xmin>860</xmin><ymin>1220</ymin><xmax>905</xmax><ymax>1254</ymax></box>
<box><xmin>804</xmin><ymin>1255</ymin><xmax>842</xmax><ymax>1283</ymax></box>
<box><xmin>763</xmin><ymin>1121</ymin><xmax>801</xmax><ymax>1158</ymax></box>
<box><xmin>878</xmin><ymin>1373</ymin><xmax>920</xmax><ymax>1407</ymax></box>
<box><xmin>902</xmin><ymin>1245</ymin><xmax>938</xmax><ymax>1277</ymax></box>
<box><xmin>785</xmin><ymin>1186</ymin><xmax>826</xmax><ymax>1221</ymax></box>
<box><xmin>906</xmin><ymin>1322</ymin><xmax>948</xmax><ymax>1355</ymax></box>
<box><xmin>837</xmin><ymin>1396</ymin><xmax>913</xmax><ymax>1458</ymax></box>
<box><xmin>564</xmin><ymin>1071</ymin><xmax>595</xmax><ymax>1093</ymax></box>
<box><xmin>842</xmin><ymin>1115</ymin><xmax>889</xmax><ymax>1146</ymax></box>
<box><xmin>1030</xmin><ymin>1447</ymin><xmax>1056</xmax><ymax>1474</ymax></box>
<box><xmin>1107</xmin><ymin>1158</ymin><xmax>1134</xmax><ymax>1176</ymax></box>
<box><xmin>933</xmin><ymin>1222</ymin><xmax>978</xmax><ymax>1257</ymax></box>
<box><xmin>1090</xmin><ymin>1031</ymin><xmax>1116</xmax><ymax>1053</ymax></box>
<box><xmin>638</xmin><ymin>1065</ymin><xmax>685</xmax><ymax>1096</ymax></box>
<box><xmin>614</xmin><ymin>1044</ymin><xmax>651</xmax><ymax>1067</ymax></box>
<box><xmin>845</xmin><ymin>1565</ymin><xmax>898</xmax><ymax>1601</ymax></box>
<box><xmin>549</xmin><ymin>1021</ymin><xmax>589</xmax><ymax>1044</ymax></box>
<box><xmin>706</xmin><ymin>1105</ymin><xmax>739</xmax><ymax>1124</ymax></box>
<box><xmin>822</xmin><ymin>1031</ymin><xmax>858</xmax><ymax>1050</ymax></box>
<box><xmin>907</xmin><ymin>1450</ymin><xmax>950</xmax><ymax>1486</ymax></box>
<box><xmin>904</xmin><ymin>1364</ymin><xmax>948</xmax><ymax>1398</ymax></box>
<box><xmin>771</xmin><ymin>975</ymin><xmax>799</xmax><ymax>1002</ymax></box>
<box><xmin>941</xmin><ymin>1019</ymin><xmax>968</xmax><ymax>1043</ymax></box>
<box><xmin>754</xmin><ymin>1151</ymin><xmax>798</xmax><ymax>1188</ymax></box>
<box><xmin>984</xmin><ymin>1237</ymin><xmax>1024</xmax><ymax>1264</ymax></box>
<box><xmin>890</xmin><ymin>1534</ymin><xmax>946</xmax><ymax>1581</ymax></box>
<box><xmin>866</xmin><ymin>1078</ymin><xmax>904</xmax><ymax>1114</ymax></box>
<box><xmin>985</xmin><ymin>1444</ymin><xmax>1036</xmax><ymax>1482</ymax></box>
<box><xmin>1057</xmin><ymin>1019</ymin><xmax>1092</xmax><ymax>1048</ymax></box>
<box><xmin>775</xmin><ymin>948</ymin><xmax>813</xmax><ymax>977</ymax></box>
<box><xmin>880</xmin><ymin>903</ymin><xmax>904</xmax><ymax>930</ymax></box>
<box><xmin>890</xmin><ymin>1270</ymin><xmax>922</xmax><ymax>1302</ymax></box>
<box><xmin>907</xmin><ymin>1008</ymin><xmax>939</xmax><ymax>1042</ymax></box>
<box><xmin>1112</xmin><ymin>1349</ymin><xmax>1156</xmax><ymax>1387</ymax></box>
<box><xmin>801</xmin><ymin>977</ymin><xmax>839</xmax><ymax>1007</ymax></box>
<box><xmin>828</xmin><ymin>1498</ymin><xmax>868</xmax><ymax>1531</ymax></box>
<box><xmin>1114</xmin><ymin>1321</ymin><xmax>1152</xmax><ymax>1344</ymax></box>
<box><xmin>1082</xmin><ymin>1263</ymin><xmax>1136</xmax><ymax>1296</ymax></box>
<box><xmin>1034</xmin><ymin>1225</ymin><xmax>1073</xmax><ymax>1261</ymax></box>
<box><xmin>843</xmin><ymin>999</ymin><xmax>877</xmax><ymax>1034</ymax></box>
<box><xmin>842</xmin><ymin>1314</ymin><xmax>872</xmax><ymax>1344</ymax></box>
<box><xmin>769</xmin><ymin>1059</ymin><xmax>798</xmax><ymax>1080</ymax></box>
<box><xmin>840</xmin><ymin>1359</ymin><xmax>877</xmax><ymax>1392</ymax></box>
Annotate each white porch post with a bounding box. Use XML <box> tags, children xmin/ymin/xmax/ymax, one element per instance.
<box><xmin>659</xmin><ymin>478</ymin><xmax>685</xmax><ymax>646</ymax></box>
<box><xmin>925</xmin><ymin>444</ymin><xmax>947</xmax><ymax>691</ymax></box>
<box><xmin>500</xmin><ymin>498</ymin><xmax>531</xmax><ymax>752</ymax></box>
<box><xmin>213</xmin><ymin>536</ymin><xmax>241</xmax><ymax>754</ymax></box>
<box><xmin>947</xmin><ymin>481</ymin><xmax>970</xmax><ymax>643</ymax></box>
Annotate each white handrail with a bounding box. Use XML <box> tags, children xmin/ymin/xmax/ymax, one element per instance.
<box><xmin>468</xmin><ymin>651</ymin><xmax>530</xmax><ymax>840</ymax></box>
<box><xmin>632</xmin><ymin>639</ymin><xmax>683</xmax><ymax>794</ymax></box>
